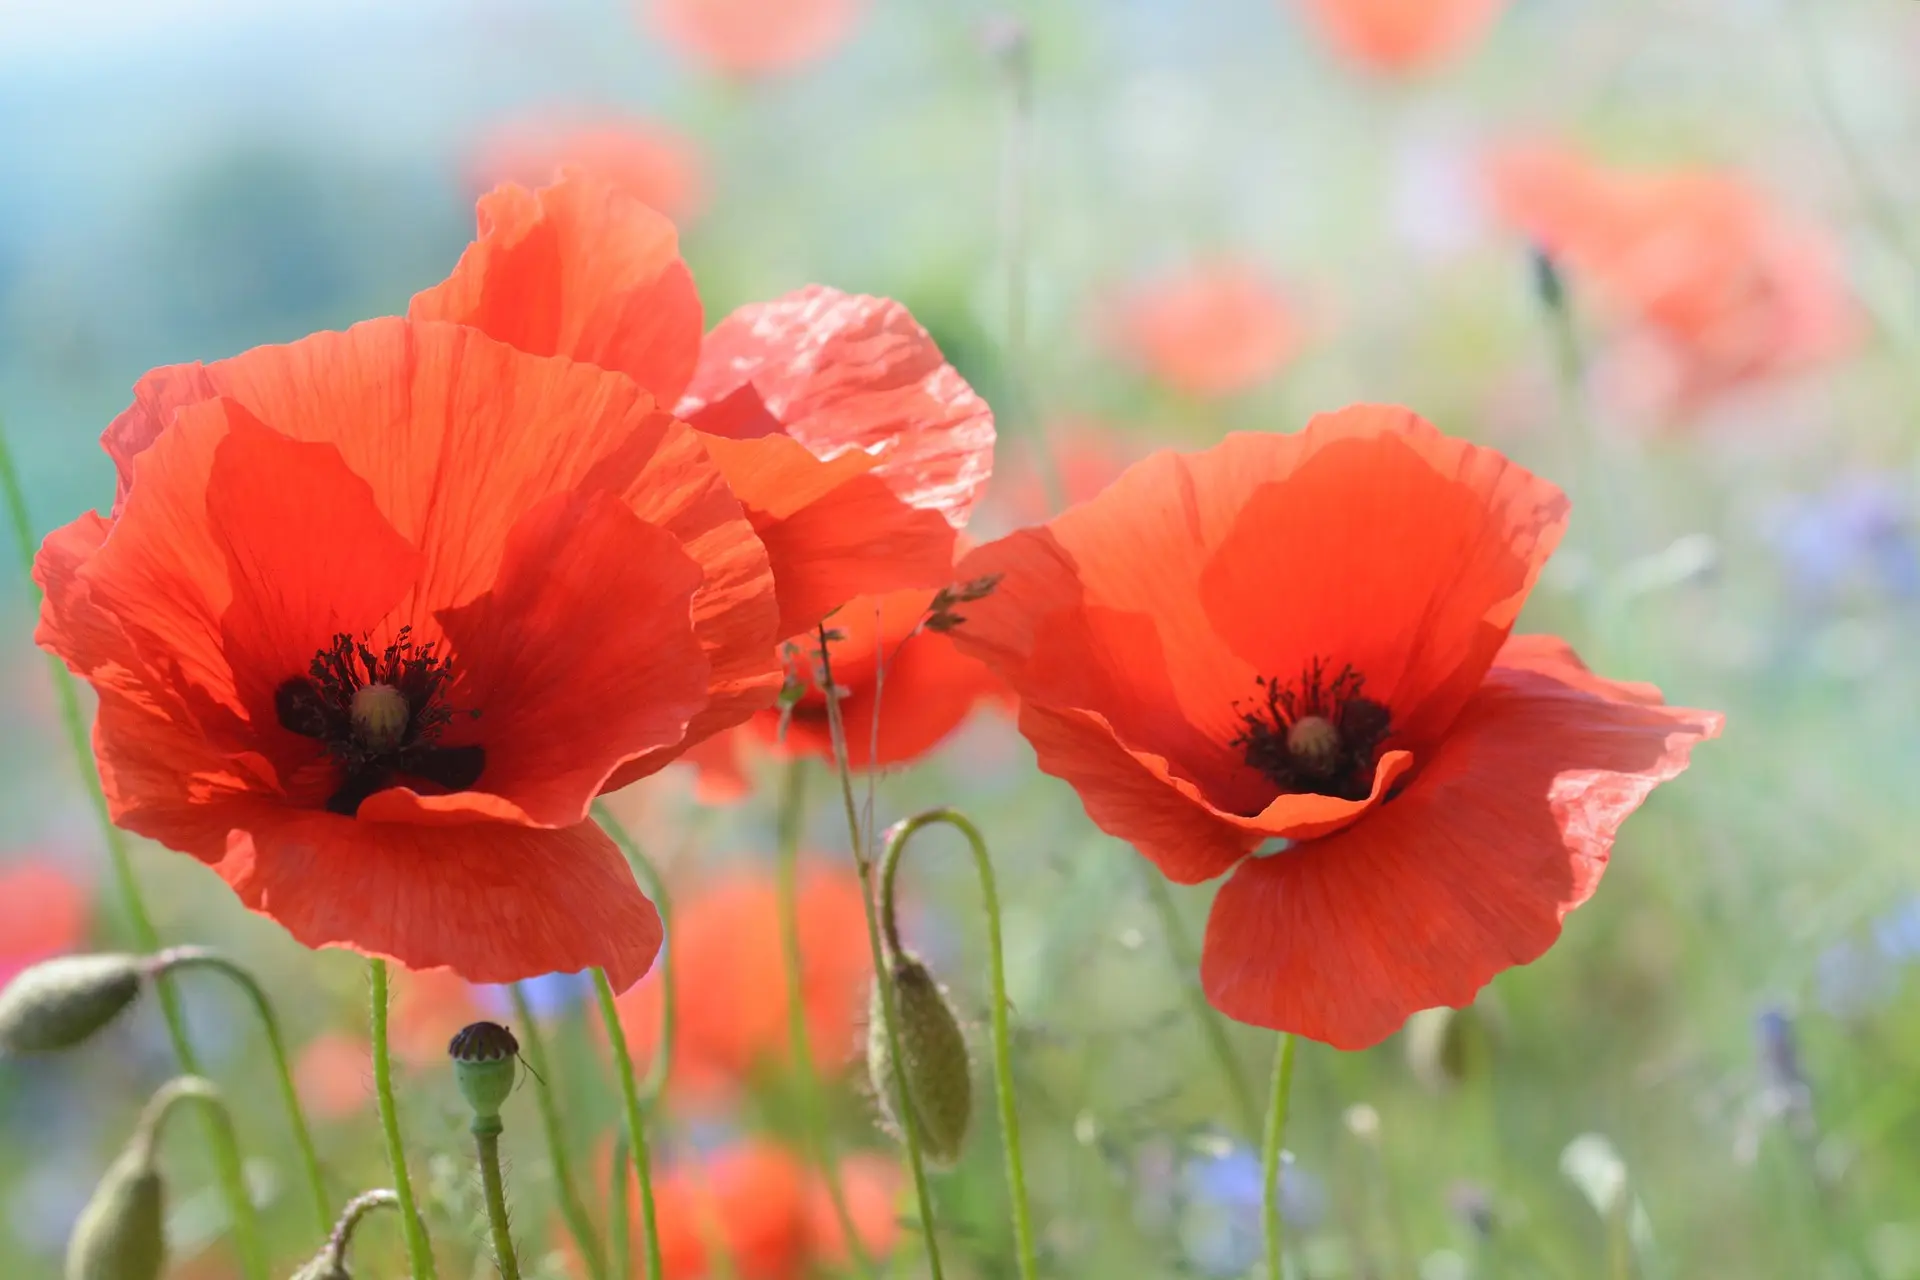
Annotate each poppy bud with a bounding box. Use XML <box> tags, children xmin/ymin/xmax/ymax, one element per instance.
<box><xmin>0</xmin><ymin>953</ymin><xmax>146</xmax><ymax>1054</ymax></box>
<box><xmin>868</xmin><ymin>953</ymin><xmax>972</xmax><ymax>1167</ymax></box>
<box><xmin>448</xmin><ymin>1021</ymin><xmax>519</xmax><ymax>1121</ymax></box>
<box><xmin>1404</xmin><ymin>999</ymin><xmax>1502</xmax><ymax>1093</ymax></box>
<box><xmin>65</xmin><ymin>1144</ymin><xmax>164</xmax><ymax>1280</ymax></box>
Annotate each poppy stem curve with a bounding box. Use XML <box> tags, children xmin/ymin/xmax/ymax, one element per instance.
<box><xmin>369</xmin><ymin>958</ymin><xmax>439</xmax><ymax>1280</ymax></box>
<box><xmin>0</xmin><ymin>414</ymin><xmax>268</xmax><ymax>1280</ymax></box>
<box><xmin>1262</xmin><ymin>1032</ymin><xmax>1300</xmax><ymax>1280</ymax></box>
<box><xmin>1139</xmin><ymin>869</ymin><xmax>1262</xmax><ymax>1137</ymax></box>
<box><xmin>152</xmin><ymin>946</ymin><xmax>331</xmax><ymax>1235</ymax></box>
<box><xmin>507</xmin><ymin>983</ymin><xmax>605</xmax><ymax>1280</ymax></box>
<box><xmin>878</xmin><ymin>808</ymin><xmax>1040</xmax><ymax>1280</ymax></box>
<box><xmin>817</xmin><ymin>625</ymin><xmax>947</xmax><ymax>1279</ymax></box>
<box><xmin>774</xmin><ymin>756</ymin><xmax>880</xmax><ymax>1279</ymax></box>
<box><xmin>592</xmin><ymin>966</ymin><xmax>666</xmax><ymax>1280</ymax></box>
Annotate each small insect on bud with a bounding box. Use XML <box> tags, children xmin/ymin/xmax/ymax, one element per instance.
<box><xmin>66</xmin><ymin>1144</ymin><xmax>164</xmax><ymax>1280</ymax></box>
<box><xmin>0</xmin><ymin>953</ymin><xmax>146</xmax><ymax>1054</ymax></box>
<box><xmin>349</xmin><ymin>682</ymin><xmax>410</xmax><ymax>753</ymax></box>
<box><xmin>868</xmin><ymin>954</ymin><xmax>972</xmax><ymax>1167</ymax></box>
<box><xmin>448</xmin><ymin>1021</ymin><xmax>519</xmax><ymax>1121</ymax></box>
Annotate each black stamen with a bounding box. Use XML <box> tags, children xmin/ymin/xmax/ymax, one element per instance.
<box><xmin>400</xmin><ymin>745</ymin><xmax>487</xmax><ymax>793</ymax></box>
<box><xmin>1230</xmin><ymin>658</ymin><xmax>1391</xmax><ymax>804</ymax></box>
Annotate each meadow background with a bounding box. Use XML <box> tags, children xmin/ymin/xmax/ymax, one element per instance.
<box><xmin>2</xmin><ymin>0</ymin><xmax>1918</xmax><ymax>1277</ymax></box>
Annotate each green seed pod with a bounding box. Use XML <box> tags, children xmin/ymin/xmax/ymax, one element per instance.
<box><xmin>867</xmin><ymin>953</ymin><xmax>971</xmax><ymax>1167</ymax></box>
<box><xmin>0</xmin><ymin>954</ymin><xmax>146</xmax><ymax>1054</ymax></box>
<box><xmin>66</xmin><ymin>1145</ymin><xmax>164</xmax><ymax>1280</ymax></box>
<box><xmin>448</xmin><ymin>1021</ymin><xmax>519</xmax><ymax>1120</ymax></box>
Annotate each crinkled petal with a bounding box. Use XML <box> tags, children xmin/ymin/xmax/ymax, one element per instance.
<box><xmin>1201</xmin><ymin>635</ymin><xmax>1721</xmax><ymax>1049</ymax></box>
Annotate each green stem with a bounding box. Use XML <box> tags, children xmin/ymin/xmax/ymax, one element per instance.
<box><xmin>816</xmin><ymin>626</ymin><xmax>945</xmax><ymax>1278</ymax></box>
<box><xmin>509</xmin><ymin>983</ymin><xmax>604</xmax><ymax>1280</ymax></box>
<box><xmin>369</xmin><ymin>959</ymin><xmax>437</xmax><ymax>1280</ymax></box>
<box><xmin>154</xmin><ymin>946</ymin><xmax>330</xmax><ymax>1235</ymax></box>
<box><xmin>608</xmin><ymin>1136</ymin><xmax>631</xmax><ymax>1280</ymax></box>
<box><xmin>774</xmin><ymin>757</ymin><xmax>877</xmax><ymax>1278</ymax></box>
<box><xmin>134</xmin><ymin>1075</ymin><xmax>239</xmax><ymax>1165</ymax></box>
<box><xmin>1261</xmin><ymin>1034</ymin><xmax>1299</xmax><ymax>1280</ymax></box>
<box><xmin>473</xmin><ymin>1116</ymin><xmax>523</xmax><ymax>1280</ymax></box>
<box><xmin>592</xmin><ymin>803</ymin><xmax>676</xmax><ymax>1106</ymax></box>
<box><xmin>878</xmin><ymin>809</ymin><xmax>1038</xmax><ymax>1280</ymax></box>
<box><xmin>1139</xmin><ymin>870</ymin><xmax>1260</xmax><ymax>1137</ymax></box>
<box><xmin>0</xmin><ymin>416</ymin><xmax>265</xmax><ymax>1280</ymax></box>
<box><xmin>593</xmin><ymin>967</ymin><xmax>665</xmax><ymax>1280</ymax></box>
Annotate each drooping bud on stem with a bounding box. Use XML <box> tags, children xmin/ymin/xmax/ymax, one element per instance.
<box><xmin>67</xmin><ymin>1077</ymin><xmax>233</xmax><ymax>1280</ymax></box>
<box><xmin>868</xmin><ymin>953</ymin><xmax>973</xmax><ymax>1167</ymax></box>
<box><xmin>290</xmin><ymin>1189</ymin><xmax>400</xmax><ymax>1280</ymax></box>
<box><xmin>0</xmin><ymin>953</ymin><xmax>147</xmax><ymax>1054</ymax></box>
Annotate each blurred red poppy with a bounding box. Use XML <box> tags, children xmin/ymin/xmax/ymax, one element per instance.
<box><xmin>388</xmin><ymin>966</ymin><xmax>486</xmax><ymax>1067</ymax></box>
<box><xmin>1487</xmin><ymin>144</ymin><xmax>1859</xmax><ymax>416</ymax></box>
<box><xmin>294</xmin><ymin>1030</ymin><xmax>370</xmax><ymax>1120</ymax></box>
<box><xmin>470</xmin><ymin>116</ymin><xmax>709</xmax><ymax>223</ymax></box>
<box><xmin>41</xmin><ymin>317</ymin><xmax>781</xmax><ymax>987</ymax></box>
<box><xmin>0</xmin><ymin>861</ymin><xmax>88</xmax><ymax>984</ymax></box>
<box><xmin>600</xmin><ymin>1138</ymin><xmax>899</xmax><ymax>1278</ymax></box>
<box><xmin>1293</xmin><ymin>0</ymin><xmax>1507</xmax><ymax>74</ymax></box>
<box><xmin>410</xmin><ymin>178</ymin><xmax>995</xmax><ymax>768</ymax></box>
<box><xmin>615</xmin><ymin>862</ymin><xmax>870</xmax><ymax>1105</ymax></box>
<box><xmin>985</xmin><ymin>418</ymin><xmax>1140</xmax><ymax>528</ymax></box>
<box><xmin>643</xmin><ymin>0</ymin><xmax>865</xmax><ymax>77</ymax></box>
<box><xmin>1110</xmin><ymin>261</ymin><xmax>1298</xmax><ymax>398</ymax></box>
<box><xmin>953</xmin><ymin>405</ymin><xmax>1721</xmax><ymax>1049</ymax></box>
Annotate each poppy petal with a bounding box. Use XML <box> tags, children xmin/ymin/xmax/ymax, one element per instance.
<box><xmin>703</xmin><ymin>433</ymin><xmax>956</xmax><ymax>638</ymax></box>
<box><xmin>1196</xmin><ymin>405</ymin><xmax>1567</xmax><ymax>745</ymax></box>
<box><xmin>1200</xmin><ymin>636</ymin><xmax>1722</xmax><ymax>1049</ymax></box>
<box><xmin>410</xmin><ymin>176</ymin><xmax>704</xmax><ymax>404</ymax></box>
<box><xmin>413</xmin><ymin>488</ymin><xmax>709</xmax><ymax>827</ymax></box>
<box><xmin>219</xmin><ymin>809</ymin><xmax>662</xmax><ymax>989</ymax></box>
<box><xmin>679</xmin><ymin>285</ymin><xmax>995</xmax><ymax>527</ymax></box>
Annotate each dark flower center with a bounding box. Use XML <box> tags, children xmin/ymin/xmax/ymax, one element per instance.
<box><xmin>275</xmin><ymin>627</ymin><xmax>484</xmax><ymax>817</ymax></box>
<box><xmin>1231</xmin><ymin>659</ymin><xmax>1391</xmax><ymax>802</ymax></box>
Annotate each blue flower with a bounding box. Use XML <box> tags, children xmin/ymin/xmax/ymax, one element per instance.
<box><xmin>1766</xmin><ymin>474</ymin><xmax>1920</xmax><ymax>603</ymax></box>
<box><xmin>471</xmin><ymin>970</ymin><xmax>592</xmax><ymax>1022</ymax></box>
<box><xmin>1177</xmin><ymin>1140</ymin><xmax>1325</xmax><ymax>1277</ymax></box>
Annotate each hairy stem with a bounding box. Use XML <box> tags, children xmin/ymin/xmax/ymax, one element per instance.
<box><xmin>880</xmin><ymin>809</ymin><xmax>1038</xmax><ymax>1280</ymax></box>
<box><xmin>474</xmin><ymin>1116</ymin><xmax>523</xmax><ymax>1280</ymax></box>
<box><xmin>593</xmin><ymin>967</ymin><xmax>664</xmax><ymax>1280</ymax></box>
<box><xmin>370</xmin><ymin>959</ymin><xmax>437</xmax><ymax>1279</ymax></box>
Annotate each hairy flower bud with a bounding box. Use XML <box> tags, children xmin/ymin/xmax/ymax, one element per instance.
<box><xmin>66</xmin><ymin>1144</ymin><xmax>164</xmax><ymax>1280</ymax></box>
<box><xmin>0</xmin><ymin>954</ymin><xmax>146</xmax><ymax>1054</ymax></box>
<box><xmin>448</xmin><ymin>1021</ymin><xmax>519</xmax><ymax>1121</ymax></box>
<box><xmin>867</xmin><ymin>953</ymin><xmax>972</xmax><ymax>1166</ymax></box>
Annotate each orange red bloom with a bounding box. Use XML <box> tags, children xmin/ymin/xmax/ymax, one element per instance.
<box><xmin>40</xmin><ymin>317</ymin><xmax>780</xmax><ymax>988</ymax></box>
<box><xmin>1487</xmin><ymin>144</ymin><xmax>1858</xmax><ymax>415</ymax></box>
<box><xmin>0</xmin><ymin>861</ymin><xmax>89</xmax><ymax>984</ymax></box>
<box><xmin>604</xmin><ymin>1139</ymin><xmax>899</xmax><ymax>1278</ymax></box>
<box><xmin>952</xmin><ymin>405</ymin><xmax>1721</xmax><ymax>1048</ymax></box>
<box><xmin>615</xmin><ymin>861</ymin><xmax>871</xmax><ymax>1103</ymax></box>
<box><xmin>470</xmin><ymin>116</ymin><xmax>709</xmax><ymax>223</ymax></box>
<box><xmin>643</xmin><ymin>0</ymin><xmax>865</xmax><ymax>77</ymax></box>
<box><xmin>1292</xmin><ymin>0</ymin><xmax>1507</xmax><ymax>74</ymax></box>
<box><xmin>410</xmin><ymin>175</ymin><xmax>994</xmax><ymax>721</ymax></box>
<box><xmin>1110</xmin><ymin>261</ymin><xmax>1298</xmax><ymax>398</ymax></box>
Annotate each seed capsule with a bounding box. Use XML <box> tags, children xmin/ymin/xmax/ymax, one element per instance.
<box><xmin>867</xmin><ymin>953</ymin><xmax>972</xmax><ymax>1167</ymax></box>
<box><xmin>65</xmin><ymin>1145</ymin><xmax>164</xmax><ymax>1280</ymax></box>
<box><xmin>448</xmin><ymin>1021</ymin><xmax>519</xmax><ymax>1120</ymax></box>
<box><xmin>0</xmin><ymin>954</ymin><xmax>146</xmax><ymax>1054</ymax></box>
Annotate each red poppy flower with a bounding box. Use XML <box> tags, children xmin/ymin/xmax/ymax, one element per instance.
<box><xmin>470</xmin><ymin>115</ymin><xmax>709</xmax><ymax>223</ymax></box>
<box><xmin>952</xmin><ymin>405</ymin><xmax>1721</xmax><ymax>1049</ymax></box>
<box><xmin>643</xmin><ymin>0</ymin><xmax>865</xmax><ymax>77</ymax></box>
<box><xmin>604</xmin><ymin>1139</ymin><xmax>899</xmax><ymax>1279</ymax></box>
<box><xmin>616</xmin><ymin>861</ymin><xmax>871</xmax><ymax>1103</ymax></box>
<box><xmin>1487</xmin><ymin>144</ymin><xmax>1858</xmax><ymax>416</ymax></box>
<box><xmin>0</xmin><ymin>861</ymin><xmax>89</xmax><ymax>984</ymax></box>
<box><xmin>409</xmin><ymin>176</ymin><xmax>994</xmax><ymax>730</ymax></box>
<box><xmin>1292</xmin><ymin>0</ymin><xmax>1506</xmax><ymax>73</ymax></box>
<box><xmin>1110</xmin><ymin>261</ymin><xmax>1298</xmax><ymax>398</ymax></box>
<box><xmin>294</xmin><ymin>1030</ymin><xmax>370</xmax><ymax>1120</ymax></box>
<box><xmin>39</xmin><ymin>317</ymin><xmax>780</xmax><ymax>988</ymax></box>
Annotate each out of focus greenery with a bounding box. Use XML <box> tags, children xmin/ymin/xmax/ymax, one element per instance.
<box><xmin>3</xmin><ymin>1</ymin><xmax>1920</xmax><ymax>1278</ymax></box>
